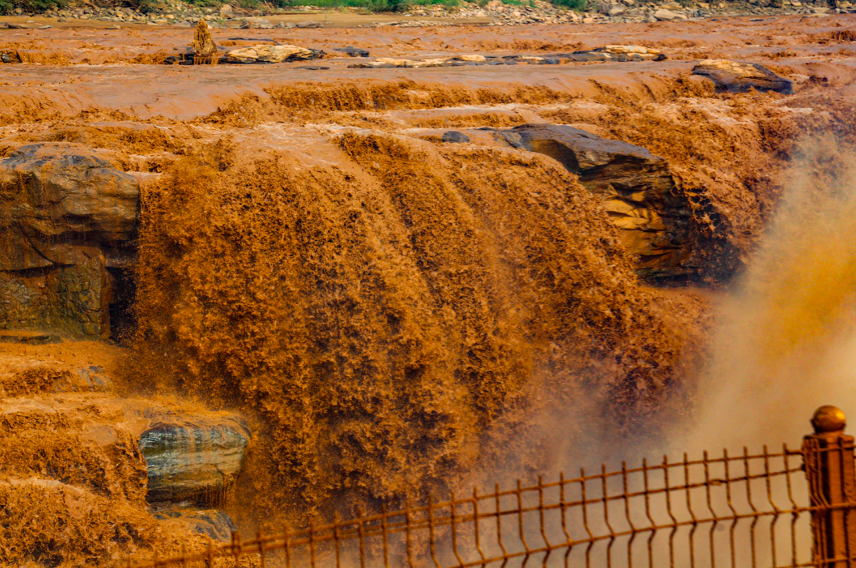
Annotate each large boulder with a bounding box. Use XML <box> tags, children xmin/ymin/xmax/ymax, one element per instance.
<box><xmin>654</xmin><ymin>8</ymin><xmax>687</xmax><ymax>20</ymax></box>
<box><xmin>692</xmin><ymin>60</ymin><xmax>794</xmax><ymax>94</ymax></box>
<box><xmin>493</xmin><ymin>124</ymin><xmax>692</xmax><ymax>276</ymax></box>
<box><xmin>0</xmin><ymin>143</ymin><xmax>139</xmax><ymax>337</ymax></box>
<box><xmin>0</xmin><ymin>144</ymin><xmax>138</xmax><ymax>255</ymax></box>
<box><xmin>139</xmin><ymin>415</ymin><xmax>251</xmax><ymax>504</ymax></box>
<box><xmin>1</xmin><ymin>386</ymin><xmax>252</xmax><ymax>506</ymax></box>
<box><xmin>222</xmin><ymin>44</ymin><xmax>322</xmax><ymax>64</ymax></box>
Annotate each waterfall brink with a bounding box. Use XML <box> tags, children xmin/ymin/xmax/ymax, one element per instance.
<box><xmin>134</xmin><ymin>130</ymin><xmax>705</xmax><ymax>525</ymax></box>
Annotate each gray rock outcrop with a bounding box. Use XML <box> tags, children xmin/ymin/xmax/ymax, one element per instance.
<box><xmin>0</xmin><ymin>143</ymin><xmax>139</xmax><ymax>337</ymax></box>
<box><xmin>692</xmin><ymin>60</ymin><xmax>794</xmax><ymax>94</ymax></box>
<box><xmin>333</xmin><ymin>46</ymin><xmax>370</xmax><ymax>58</ymax></box>
<box><xmin>441</xmin><ymin>131</ymin><xmax>471</xmax><ymax>143</ymax></box>
<box><xmin>139</xmin><ymin>415</ymin><xmax>251</xmax><ymax>504</ymax></box>
<box><xmin>494</xmin><ymin>124</ymin><xmax>691</xmax><ymax>276</ymax></box>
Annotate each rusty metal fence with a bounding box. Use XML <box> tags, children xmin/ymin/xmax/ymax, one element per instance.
<box><xmin>125</xmin><ymin>406</ymin><xmax>856</xmax><ymax>568</ymax></box>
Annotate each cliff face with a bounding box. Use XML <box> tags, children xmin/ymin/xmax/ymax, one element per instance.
<box><xmin>0</xmin><ymin>144</ymin><xmax>139</xmax><ymax>338</ymax></box>
<box><xmin>425</xmin><ymin>124</ymin><xmax>698</xmax><ymax>279</ymax></box>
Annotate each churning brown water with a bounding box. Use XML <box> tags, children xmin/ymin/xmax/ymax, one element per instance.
<box><xmin>132</xmin><ymin>130</ymin><xmax>704</xmax><ymax>528</ymax></box>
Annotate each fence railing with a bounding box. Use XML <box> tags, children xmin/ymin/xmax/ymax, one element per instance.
<box><xmin>124</xmin><ymin>405</ymin><xmax>856</xmax><ymax>568</ymax></box>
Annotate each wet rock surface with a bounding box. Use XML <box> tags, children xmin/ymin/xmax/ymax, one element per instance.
<box><xmin>692</xmin><ymin>59</ymin><xmax>795</xmax><ymax>94</ymax></box>
<box><xmin>0</xmin><ymin>359</ymin><xmax>113</xmax><ymax>397</ymax></box>
<box><xmin>169</xmin><ymin>41</ymin><xmax>324</xmax><ymax>64</ymax></box>
<box><xmin>0</xmin><ymin>331</ymin><xmax>62</xmax><ymax>345</ymax></box>
<box><xmin>0</xmin><ymin>394</ymin><xmax>151</xmax><ymax>500</ymax></box>
<box><xmin>348</xmin><ymin>49</ymin><xmax>666</xmax><ymax>69</ymax></box>
<box><xmin>0</xmin><ymin>143</ymin><xmax>139</xmax><ymax>338</ymax></box>
<box><xmin>497</xmin><ymin>124</ymin><xmax>689</xmax><ymax>273</ymax></box>
<box><xmin>140</xmin><ymin>415</ymin><xmax>251</xmax><ymax>504</ymax></box>
<box><xmin>0</xmin><ymin>339</ymin><xmax>254</xmax><ymax>564</ymax></box>
<box><xmin>334</xmin><ymin>46</ymin><xmax>370</xmax><ymax>57</ymax></box>
<box><xmin>423</xmin><ymin>124</ymin><xmax>695</xmax><ymax>278</ymax></box>
<box><xmin>0</xmin><ymin>143</ymin><xmax>139</xmax><ymax>261</ymax></box>
<box><xmin>153</xmin><ymin>508</ymin><xmax>238</xmax><ymax>542</ymax></box>
<box><xmin>590</xmin><ymin>45</ymin><xmax>667</xmax><ymax>61</ymax></box>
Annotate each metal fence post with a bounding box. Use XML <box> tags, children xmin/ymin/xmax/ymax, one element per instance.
<box><xmin>803</xmin><ymin>405</ymin><xmax>856</xmax><ymax>568</ymax></box>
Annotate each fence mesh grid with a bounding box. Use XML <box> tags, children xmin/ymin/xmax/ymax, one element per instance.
<box><xmin>124</xmin><ymin>441</ymin><xmax>856</xmax><ymax>568</ymax></box>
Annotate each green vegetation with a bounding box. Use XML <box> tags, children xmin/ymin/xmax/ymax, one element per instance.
<box><xmin>0</xmin><ymin>0</ymin><xmax>65</xmax><ymax>13</ymax></box>
<box><xmin>550</xmin><ymin>0</ymin><xmax>585</xmax><ymax>9</ymax></box>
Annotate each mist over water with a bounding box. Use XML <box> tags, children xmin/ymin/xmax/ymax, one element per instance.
<box><xmin>465</xmin><ymin>141</ymin><xmax>856</xmax><ymax>568</ymax></box>
<box><xmin>676</xmin><ymin>136</ymin><xmax>856</xmax><ymax>456</ymax></box>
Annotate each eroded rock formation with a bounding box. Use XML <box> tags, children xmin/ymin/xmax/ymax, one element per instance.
<box><xmin>692</xmin><ymin>60</ymin><xmax>794</xmax><ymax>94</ymax></box>
<box><xmin>495</xmin><ymin>124</ymin><xmax>690</xmax><ymax>276</ymax></box>
<box><xmin>152</xmin><ymin>508</ymin><xmax>238</xmax><ymax>542</ymax></box>
<box><xmin>0</xmin><ymin>344</ymin><xmax>253</xmax><ymax>564</ymax></box>
<box><xmin>140</xmin><ymin>415</ymin><xmax>251</xmax><ymax>504</ymax></box>
<box><xmin>191</xmin><ymin>19</ymin><xmax>218</xmax><ymax>64</ymax></box>
<box><xmin>0</xmin><ymin>143</ymin><xmax>139</xmax><ymax>338</ymax></box>
<box><xmin>222</xmin><ymin>44</ymin><xmax>322</xmax><ymax>64</ymax></box>
<box><xmin>413</xmin><ymin>124</ymin><xmax>702</xmax><ymax>279</ymax></box>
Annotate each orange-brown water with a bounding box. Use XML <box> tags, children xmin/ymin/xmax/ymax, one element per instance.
<box><xmin>676</xmin><ymin>135</ymin><xmax>856</xmax><ymax>455</ymax></box>
<box><xmin>131</xmin><ymin>130</ymin><xmax>706</xmax><ymax>528</ymax></box>
<box><xmin>1</xmin><ymin>13</ymin><xmax>855</xmax><ymax>564</ymax></box>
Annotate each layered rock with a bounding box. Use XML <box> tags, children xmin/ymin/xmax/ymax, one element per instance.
<box><xmin>0</xmin><ymin>394</ymin><xmax>150</xmax><ymax>500</ymax></box>
<box><xmin>0</xmin><ymin>358</ymin><xmax>113</xmax><ymax>397</ymax></box>
<box><xmin>0</xmin><ymin>477</ymin><xmax>164</xmax><ymax>566</ymax></box>
<box><xmin>589</xmin><ymin>45</ymin><xmax>666</xmax><ymax>61</ymax></box>
<box><xmin>418</xmin><ymin>123</ymin><xmax>749</xmax><ymax>279</ymax></box>
<box><xmin>692</xmin><ymin>60</ymin><xmax>794</xmax><ymax>94</ymax></box>
<box><xmin>0</xmin><ymin>382</ymin><xmax>252</xmax><ymax>507</ymax></box>
<box><xmin>0</xmin><ymin>143</ymin><xmax>139</xmax><ymax>337</ymax></box>
<box><xmin>348</xmin><ymin>49</ymin><xmax>664</xmax><ymax>69</ymax></box>
<box><xmin>139</xmin><ymin>415</ymin><xmax>251</xmax><ymax>503</ymax></box>
<box><xmin>0</xmin><ymin>378</ymin><xmax>253</xmax><ymax>563</ymax></box>
<box><xmin>459</xmin><ymin>124</ymin><xmax>692</xmax><ymax>277</ymax></box>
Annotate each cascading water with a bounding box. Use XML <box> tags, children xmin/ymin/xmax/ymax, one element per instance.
<box><xmin>132</xmin><ymin>130</ymin><xmax>705</xmax><ymax>529</ymax></box>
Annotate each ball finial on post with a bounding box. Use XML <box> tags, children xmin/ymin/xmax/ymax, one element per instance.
<box><xmin>804</xmin><ymin>405</ymin><xmax>856</xmax><ymax>568</ymax></box>
<box><xmin>812</xmin><ymin>405</ymin><xmax>847</xmax><ymax>434</ymax></box>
